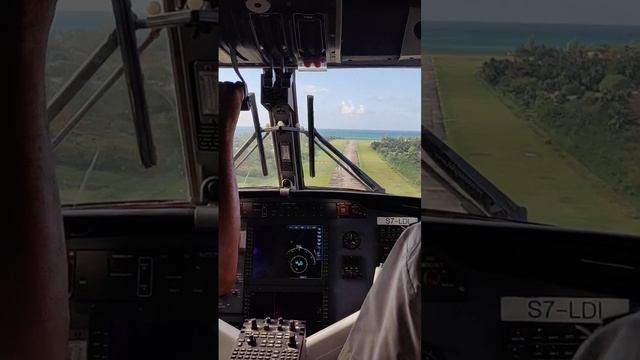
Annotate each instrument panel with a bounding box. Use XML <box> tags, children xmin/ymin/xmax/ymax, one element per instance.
<box><xmin>219</xmin><ymin>191</ymin><xmax>420</xmax><ymax>334</ymax></box>
<box><xmin>423</xmin><ymin>218</ymin><xmax>640</xmax><ymax>360</ymax></box>
<box><xmin>64</xmin><ymin>208</ymin><xmax>218</xmax><ymax>360</ymax></box>
<box><xmin>424</xmin><ymin>251</ymin><xmax>637</xmax><ymax>360</ymax></box>
<box><xmin>62</xmin><ymin>193</ymin><xmax>419</xmax><ymax>358</ymax></box>
<box><xmin>249</xmin><ymin>224</ymin><xmax>326</xmax><ymax>280</ymax></box>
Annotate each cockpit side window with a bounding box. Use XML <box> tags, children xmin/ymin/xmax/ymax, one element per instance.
<box><xmin>47</xmin><ymin>1</ymin><xmax>188</xmax><ymax>205</ymax></box>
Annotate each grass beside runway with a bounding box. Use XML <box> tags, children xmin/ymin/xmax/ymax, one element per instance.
<box><xmin>356</xmin><ymin>140</ymin><xmax>420</xmax><ymax>198</ymax></box>
<box><xmin>237</xmin><ymin>138</ymin><xmax>420</xmax><ymax>198</ymax></box>
<box><xmin>431</xmin><ymin>53</ymin><xmax>640</xmax><ymax>234</ymax></box>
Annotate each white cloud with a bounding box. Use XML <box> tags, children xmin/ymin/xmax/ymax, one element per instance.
<box><xmin>341</xmin><ymin>100</ymin><xmax>366</xmax><ymax>115</ymax></box>
<box><xmin>341</xmin><ymin>100</ymin><xmax>355</xmax><ymax>114</ymax></box>
<box><xmin>304</xmin><ymin>85</ymin><xmax>330</xmax><ymax>95</ymax></box>
<box><xmin>368</xmin><ymin>95</ymin><xmax>402</xmax><ymax>102</ymax></box>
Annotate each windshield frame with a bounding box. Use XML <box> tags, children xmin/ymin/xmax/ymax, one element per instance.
<box><xmin>226</xmin><ymin>65</ymin><xmax>421</xmax><ymax>197</ymax></box>
<box><xmin>47</xmin><ymin>9</ymin><xmax>198</xmax><ymax>206</ymax></box>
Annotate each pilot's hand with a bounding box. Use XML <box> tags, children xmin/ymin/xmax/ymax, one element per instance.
<box><xmin>219</xmin><ymin>81</ymin><xmax>245</xmax><ymax>137</ymax></box>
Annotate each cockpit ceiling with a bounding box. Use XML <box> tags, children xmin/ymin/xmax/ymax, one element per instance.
<box><xmin>220</xmin><ymin>0</ymin><xmax>421</xmax><ymax>68</ymax></box>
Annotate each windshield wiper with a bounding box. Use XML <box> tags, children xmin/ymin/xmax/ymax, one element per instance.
<box><xmin>422</xmin><ymin>156</ymin><xmax>487</xmax><ymax>216</ymax></box>
<box><xmin>233</xmin><ymin>126</ymin><xmax>386</xmax><ymax>193</ymax></box>
<box><xmin>312</xmin><ymin>130</ymin><xmax>385</xmax><ymax>193</ymax></box>
<box><xmin>48</xmin><ymin>2</ymin><xmax>219</xmax><ymax>168</ymax></box>
<box><xmin>422</xmin><ymin>127</ymin><xmax>528</xmax><ymax>221</ymax></box>
<box><xmin>421</xmin><ymin>208</ymin><xmax>537</xmax><ymax>225</ymax></box>
<box><xmin>51</xmin><ymin>29</ymin><xmax>162</xmax><ymax>149</ymax></box>
<box><xmin>73</xmin><ymin>147</ymin><xmax>101</xmax><ymax>206</ymax></box>
<box><xmin>47</xmin><ymin>30</ymin><xmax>119</xmax><ymax>123</ymax></box>
<box><xmin>49</xmin><ymin>0</ymin><xmax>157</xmax><ymax>167</ymax></box>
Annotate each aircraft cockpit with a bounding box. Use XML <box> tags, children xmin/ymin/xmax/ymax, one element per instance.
<box><xmin>10</xmin><ymin>0</ymin><xmax>640</xmax><ymax>358</ymax></box>
<box><xmin>217</xmin><ymin>0</ymin><xmax>421</xmax><ymax>358</ymax></box>
<box><xmin>42</xmin><ymin>0</ymin><xmax>420</xmax><ymax>358</ymax></box>
<box><xmin>9</xmin><ymin>0</ymin><xmax>640</xmax><ymax>359</ymax></box>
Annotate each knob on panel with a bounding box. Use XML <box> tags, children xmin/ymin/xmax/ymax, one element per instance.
<box><xmin>247</xmin><ymin>335</ymin><xmax>257</xmax><ymax>346</ymax></box>
<box><xmin>342</xmin><ymin>231</ymin><xmax>361</xmax><ymax>249</ymax></box>
<box><xmin>233</xmin><ymin>318</ymin><xmax>306</xmax><ymax>359</ymax></box>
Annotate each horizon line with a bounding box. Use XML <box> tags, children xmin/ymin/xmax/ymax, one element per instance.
<box><xmin>235</xmin><ymin>126</ymin><xmax>420</xmax><ymax>132</ymax></box>
<box><xmin>423</xmin><ymin>19</ymin><xmax>640</xmax><ymax>28</ymax></box>
<box><xmin>54</xmin><ymin>12</ymin><xmax>640</xmax><ymax>28</ymax></box>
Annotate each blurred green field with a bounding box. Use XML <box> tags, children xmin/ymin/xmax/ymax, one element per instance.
<box><xmin>57</xmin><ymin>165</ymin><xmax>187</xmax><ymax>204</ymax></box>
<box><xmin>432</xmin><ymin>54</ymin><xmax>640</xmax><ymax>234</ymax></box>
<box><xmin>234</xmin><ymin>135</ymin><xmax>337</xmax><ymax>188</ymax></box>
<box><xmin>303</xmin><ymin>138</ymin><xmax>341</xmax><ymax>188</ymax></box>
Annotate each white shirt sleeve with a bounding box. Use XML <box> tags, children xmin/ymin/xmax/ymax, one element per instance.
<box><xmin>338</xmin><ymin>223</ymin><xmax>422</xmax><ymax>360</ymax></box>
<box><xmin>573</xmin><ymin>311</ymin><xmax>640</xmax><ymax>360</ymax></box>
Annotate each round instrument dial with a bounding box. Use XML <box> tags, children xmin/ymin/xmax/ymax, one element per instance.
<box><xmin>286</xmin><ymin>247</ymin><xmax>316</xmax><ymax>275</ymax></box>
<box><xmin>342</xmin><ymin>231</ymin><xmax>361</xmax><ymax>249</ymax></box>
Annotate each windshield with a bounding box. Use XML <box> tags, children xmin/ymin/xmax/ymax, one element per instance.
<box><xmin>47</xmin><ymin>1</ymin><xmax>188</xmax><ymax>205</ymax></box>
<box><xmin>423</xmin><ymin>1</ymin><xmax>640</xmax><ymax>236</ymax></box>
<box><xmin>221</xmin><ymin>68</ymin><xmax>421</xmax><ymax>198</ymax></box>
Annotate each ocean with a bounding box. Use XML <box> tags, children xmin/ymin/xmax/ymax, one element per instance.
<box><xmin>52</xmin><ymin>11</ymin><xmax>114</xmax><ymax>30</ymax></box>
<box><xmin>52</xmin><ymin>13</ymin><xmax>640</xmax><ymax>54</ymax></box>
<box><xmin>423</xmin><ymin>21</ymin><xmax>640</xmax><ymax>54</ymax></box>
<box><xmin>236</xmin><ymin>127</ymin><xmax>419</xmax><ymax>140</ymax></box>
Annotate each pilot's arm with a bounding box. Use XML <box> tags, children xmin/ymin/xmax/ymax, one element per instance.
<box><xmin>338</xmin><ymin>223</ymin><xmax>422</xmax><ymax>360</ymax></box>
<box><xmin>218</xmin><ymin>82</ymin><xmax>244</xmax><ymax>296</ymax></box>
<box><xmin>2</xmin><ymin>1</ymin><xmax>70</xmax><ymax>359</ymax></box>
<box><xmin>573</xmin><ymin>311</ymin><xmax>640</xmax><ymax>360</ymax></box>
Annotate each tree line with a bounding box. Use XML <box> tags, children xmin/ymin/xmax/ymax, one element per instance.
<box><xmin>481</xmin><ymin>41</ymin><xmax>640</xmax><ymax>210</ymax></box>
<box><xmin>371</xmin><ymin>137</ymin><xmax>420</xmax><ymax>185</ymax></box>
<box><xmin>481</xmin><ymin>40</ymin><xmax>640</xmax><ymax>128</ymax></box>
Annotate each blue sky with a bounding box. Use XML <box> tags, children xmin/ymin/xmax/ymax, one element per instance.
<box><xmin>219</xmin><ymin>68</ymin><xmax>420</xmax><ymax>131</ymax></box>
<box><xmin>54</xmin><ymin>0</ymin><xmax>421</xmax><ymax>131</ymax></box>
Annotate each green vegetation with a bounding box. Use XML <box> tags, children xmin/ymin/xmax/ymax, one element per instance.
<box><xmin>234</xmin><ymin>135</ymin><xmax>420</xmax><ymax>197</ymax></box>
<box><xmin>233</xmin><ymin>133</ymin><xmax>338</xmax><ymax>188</ymax></box>
<box><xmin>480</xmin><ymin>43</ymin><xmax>640</xmax><ymax>211</ymax></box>
<box><xmin>357</xmin><ymin>140</ymin><xmax>420</xmax><ymax>197</ymax></box>
<box><xmin>47</xmin><ymin>29</ymin><xmax>187</xmax><ymax>204</ymax></box>
<box><xmin>432</xmin><ymin>53</ymin><xmax>640</xmax><ymax>234</ymax></box>
<box><xmin>302</xmin><ymin>137</ymin><xmax>343</xmax><ymax>188</ymax></box>
<box><xmin>50</xmin><ymin>28</ymin><xmax>419</xmax><ymax>202</ymax></box>
<box><xmin>370</xmin><ymin>137</ymin><xmax>420</xmax><ymax>186</ymax></box>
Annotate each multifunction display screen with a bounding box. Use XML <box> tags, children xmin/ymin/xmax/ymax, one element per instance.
<box><xmin>251</xmin><ymin>225</ymin><xmax>323</xmax><ymax>280</ymax></box>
